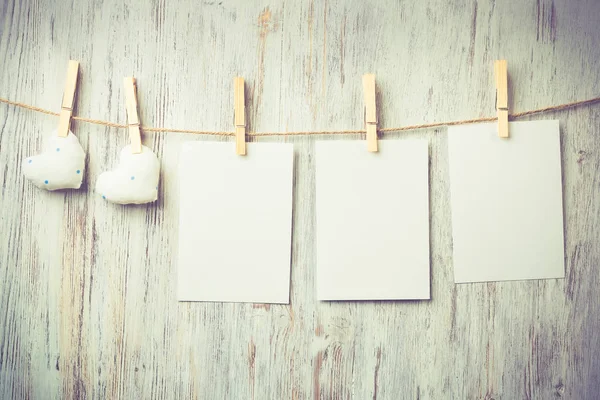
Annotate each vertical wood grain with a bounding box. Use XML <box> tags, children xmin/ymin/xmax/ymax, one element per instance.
<box><xmin>0</xmin><ymin>0</ymin><xmax>599</xmax><ymax>399</ymax></box>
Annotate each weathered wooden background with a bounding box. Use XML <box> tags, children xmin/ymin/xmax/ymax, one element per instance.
<box><xmin>1</xmin><ymin>0</ymin><xmax>599</xmax><ymax>399</ymax></box>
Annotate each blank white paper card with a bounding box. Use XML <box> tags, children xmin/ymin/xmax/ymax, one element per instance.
<box><xmin>316</xmin><ymin>140</ymin><xmax>430</xmax><ymax>300</ymax></box>
<box><xmin>447</xmin><ymin>120</ymin><xmax>565</xmax><ymax>283</ymax></box>
<box><xmin>178</xmin><ymin>142</ymin><xmax>294</xmax><ymax>303</ymax></box>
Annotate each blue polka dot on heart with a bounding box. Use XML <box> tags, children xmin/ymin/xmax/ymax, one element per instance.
<box><xmin>56</xmin><ymin>148</ymin><xmax>60</xmax><ymax>152</ymax></box>
<box><xmin>28</xmin><ymin>159</ymin><xmax>32</xmax><ymax>164</ymax></box>
<box><xmin>130</xmin><ymin>176</ymin><xmax>135</xmax><ymax>180</ymax></box>
<box><xmin>44</xmin><ymin>180</ymin><xmax>48</xmax><ymax>185</ymax></box>
<box><xmin>76</xmin><ymin>170</ymin><xmax>80</xmax><ymax>174</ymax></box>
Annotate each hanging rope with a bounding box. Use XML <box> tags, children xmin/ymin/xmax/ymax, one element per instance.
<box><xmin>1</xmin><ymin>95</ymin><xmax>599</xmax><ymax>137</ymax></box>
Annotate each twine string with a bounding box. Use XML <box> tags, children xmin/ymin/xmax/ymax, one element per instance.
<box><xmin>1</xmin><ymin>95</ymin><xmax>599</xmax><ymax>137</ymax></box>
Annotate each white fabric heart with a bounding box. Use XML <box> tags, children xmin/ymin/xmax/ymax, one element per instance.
<box><xmin>22</xmin><ymin>130</ymin><xmax>85</xmax><ymax>191</ymax></box>
<box><xmin>96</xmin><ymin>145</ymin><xmax>160</xmax><ymax>204</ymax></box>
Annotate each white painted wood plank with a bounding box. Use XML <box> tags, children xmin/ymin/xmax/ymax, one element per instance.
<box><xmin>0</xmin><ymin>0</ymin><xmax>599</xmax><ymax>399</ymax></box>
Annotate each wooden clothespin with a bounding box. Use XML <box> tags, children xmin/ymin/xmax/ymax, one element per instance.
<box><xmin>123</xmin><ymin>77</ymin><xmax>142</xmax><ymax>154</ymax></box>
<box><xmin>362</xmin><ymin>74</ymin><xmax>378</xmax><ymax>152</ymax></box>
<box><xmin>494</xmin><ymin>60</ymin><xmax>509</xmax><ymax>138</ymax></box>
<box><xmin>57</xmin><ymin>60</ymin><xmax>80</xmax><ymax>137</ymax></box>
<box><xmin>234</xmin><ymin>77</ymin><xmax>246</xmax><ymax>155</ymax></box>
